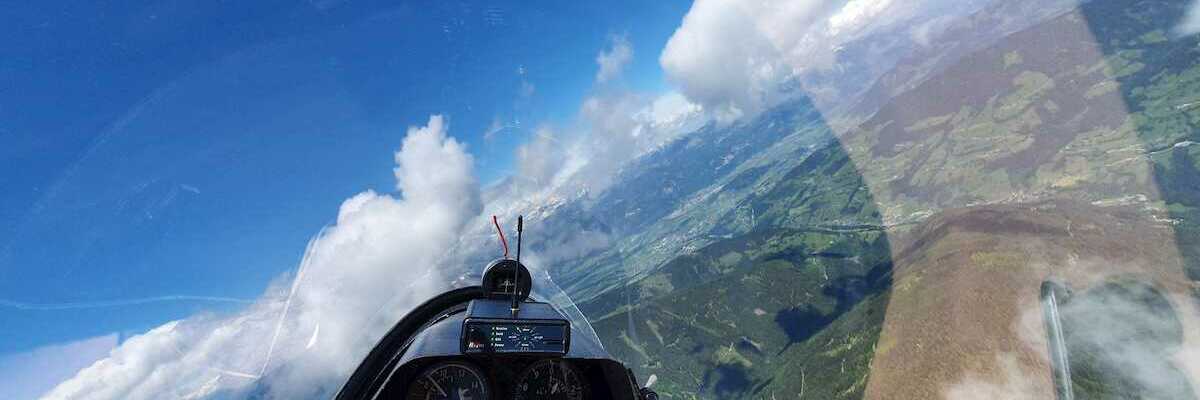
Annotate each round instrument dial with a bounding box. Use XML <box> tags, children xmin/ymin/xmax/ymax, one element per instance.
<box><xmin>513</xmin><ymin>359</ymin><xmax>587</xmax><ymax>400</ymax></box>
<box><xmin>406</xmin><ymin>361</ymin><xmax>490</xmax><ymax>400</ymax></box>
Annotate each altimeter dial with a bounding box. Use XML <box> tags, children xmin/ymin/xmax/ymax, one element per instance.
<box><xmin>513</xmin><ymin>359</ymin><xmax>586</xmax><ymax>400</ymax></box>
<box><xmin>406</xmin><ymin>361</ymin><xmax>490</xmax><ymax>400</ymax></box>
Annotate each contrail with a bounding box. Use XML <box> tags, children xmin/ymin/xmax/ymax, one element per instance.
<box><xmin>0</xmin><ymin>295</ymin><xmax>254</xmax><ymax>310</ymax></box>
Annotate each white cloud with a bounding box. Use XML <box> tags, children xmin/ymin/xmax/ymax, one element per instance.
<box><xmin>44</xmin><ymin>36</ymin><xmax>708</xmax><ymax>400</ymax></box>
<box><xmin>646</xmin><ymin>92</ymin><xmax>704</xmax><ymax>129</ymax></box>
<box><xmin>909</xmin><ymin>14</ymin><xmax>958</xmax><ymax>47</ymax></box>
<box><xmin>659</xmin><ymin>0</ymin><xmax>970</xmax><ymax>121</ymax></box>
<box><xmin>44</xmin><ymin>115</ymin><xmax>482</xmax><ymax>399</ymax></box>
<box><xmin>595</xmin><ymin>35</ymin><xmax>634</xmax><ymax>84</ymax></box>
<box><xmin>659</xmin><ymin>0</ymin><xmax>785</xmax><ymax>121</ymax></box>
<box><xmin>494</xmin><ymin>89</ymin><xmax>704</xmax><ymax>207</ymax></box>
<box><xmin>478</xmin><ymin>39</ymin><xmax>707</xmax><ymax>212</ymax></box>
<box><xmin>1176</xmin><ymin>0</ymin><xmax>1200</xmax><ymax>37</ymax></box>
<box><xmin>942</xmin><ymin>258</ymin><xmax>1200</xmax><ymax>399</ymax></box>
<box><xmin>0</xmin><ymin>334</ymin><xmax>118</xmax><ymax>400</ymax></box>
<box><xmin>567</xmin><ymin>91</ymin><xmax>705</xmax><ymax>193</ymax></box>
<box><xmin>516</xmin><ymin>126</ymin><xmax>568</xmax><ymax>186</ymax></box>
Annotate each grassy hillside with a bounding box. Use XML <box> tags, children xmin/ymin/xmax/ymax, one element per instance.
<box><xmin>579</xmin><ymin>134</ymin><xmax>894</xmax><ymax>399</ymax></box>
<box><xmin>587</xmin><ymin>227</ymin><xmax>891</xmax><ymax>399</ymax></box>
<box><xmin>574</xmin><ymin>0</ymin><xmax>1200</xmax><ymax>398</ymax></box>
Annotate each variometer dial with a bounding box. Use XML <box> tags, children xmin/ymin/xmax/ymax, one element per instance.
<box><xmin>513</xmin><ymin>359</ymin><xmax>586</xmax><ymax>400</ymax></box>
<box><xmin>406</xmin><ymin>361</ymin><xmax>490</xmax><ymax>400</ymax></box>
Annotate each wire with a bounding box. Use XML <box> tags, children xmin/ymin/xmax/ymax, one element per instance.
<box><xmin>492</xmin><ymin>215</ymin><xmax>509</xmax><ymax>258</ymax></box>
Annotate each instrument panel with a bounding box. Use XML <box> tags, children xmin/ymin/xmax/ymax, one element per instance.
<box><xmin>338</xmin><ymin>282</ymin><xmax>654</xmax><ymax>400</ymax></box>
<box><xmin>392</xmin><ymin>357</ymin><xmax>602</xmax><ymax>400</ymax></box>
<box><xmin>405</xmin><ymin>362</ymin><xmax>489</xmax><ymax>400</ymax></box>
<box><xmin>512</xmin><ymin>359</ymin><xmax>587</xmax><ymax>400</ymax></box>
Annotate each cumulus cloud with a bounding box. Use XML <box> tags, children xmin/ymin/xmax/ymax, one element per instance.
<box><xmin>1043</xmin><ymin>280</ymin><xmax>1200</xmax><ymax>399</ymax></box>
<box><xmin>483</xmin><ymin>38</ymin><xmax>706</xmax><ymax>208</ymax></box>
<box><xmin>659</xmin><ymin>0</ymin><xmax>978</xmax><ymax>121</ymax></box>
<box><xmin>515</xmin><ymin>126</ymin><xmax>568</xmax><ymax>187</ymax></box>
<box><xmin>44</xmin><ymin>115</ymin><xmax>482</xmax><ymax>399</ymax></box>
<box><xmin>46</xmin><ymin>34</ymin><xmax>708</xmax><ymax>400</ymax></box>
<box><xmin>567</xmin><ymin>90</ymin><xmax>704</xmax><ymax>193</ymax></box>
<box><xmin>479</xmin><ymin>77</ymin><xmax>706</xmax><ymax>277</ymax></box>
<box><xmin>595</xmin><ymin>34</ymin><xmax>633</xmax><ymax>83</ymax></box>
<box><xmin>659</xmin><ymin>0</ymin><xmax>788</xmax><ymax>121</ymax></box>
<box><xmin>498</xmin><ymin>89</ymin><xmax>703</xmax><ymax>205</ymax></box>
<box><xmin>1176</xmin><ymin>0</ymin><xmax>1200</xmax><ymax>37</ymax></box>
<box><xmin>943</xmin><ymin>265</ymin><xmax>1200</xmax><ymax>399</ymax></box>
<box><xmin>0</xmin><ymin>333</ymin><xmax>118</xmax><ymax>399</ymax></box>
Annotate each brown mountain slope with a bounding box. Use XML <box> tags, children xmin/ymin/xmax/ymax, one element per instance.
<box><xmin>865</xmin><ymin>201</ymin><xmax>1200</xmax><ymax>399</ymax></box>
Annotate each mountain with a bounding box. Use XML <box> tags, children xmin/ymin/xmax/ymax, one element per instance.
<box><xmin>440</xmin><ymin>0</ymin><xmax>1200</xmax><ymax>398</ymax></box>
<box><xmin>548</xmin><ymin>0</ymin><xmax>1200</xmax><ymax>398</ymax></box>
<box><xmin>506</xmin><ymin>96</ymin><xmax>841</xmax><ymax>303</ymax></box>
<box><xmin>576</xmin><ymin>104</ymin><xmax>895</xmax><ymax>399</ymax></box>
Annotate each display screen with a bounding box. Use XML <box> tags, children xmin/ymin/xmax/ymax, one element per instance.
<box><xmin>463</xmin><ymin>322</ymin><xmax>568</xmax><ymax>354</ymax></box>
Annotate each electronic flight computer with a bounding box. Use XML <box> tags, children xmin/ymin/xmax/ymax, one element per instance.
<box><xmin>461</xmin><ymin>299</ymin><xmax>570</xmax><ymax>355</ymax></box>
<box><xmin>336</xmin><ymin>216</ymin><xmax>658</xmax><ymax>400</ymax></box>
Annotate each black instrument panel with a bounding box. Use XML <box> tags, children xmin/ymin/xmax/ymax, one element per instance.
<box><xmin>512</xmin><ymin>359</ymin><xmax>588</xmax><ymax>400</ymax></box>
<box><xmin>405</xmin><ymin>361</ymin><xmax>489</xmax><ymax>400</ymax></box>
<box><xmin>385</xmin><ymin>356</ymin><xmax>610</xmax><ymax>400</ymax></box>
<box><xmin>461</xmin><ymin>299</ymin><xmax>571</xmax><ymax>355</ymax></box>
<box><xmin>336</xmin><ymin>283</ymin><xmax>652</xmax><ymax>400</ymax></box>
<box><xmin>463</xmin><ymin>321</ymin><xmax>568</xmax><ymax>354</ymax></box>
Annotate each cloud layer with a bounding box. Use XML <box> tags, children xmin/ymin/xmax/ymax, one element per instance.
<box><xmin>44</xmin><ymin>28</ymin><xmax>708</xmax><ymax>397</ymax></box>
<box><xmin>33</xmin><ymin>11</ymin><xmax>724</xmax><ymax>398</ymax></box>
<box><xmin>503</xmin><ymin>42</ymin><xmax>705</xmax><ymax>202</ymax></box>
<box><xmin>0</xmin><ymin>334</ymin><xmax>118</xmax><ymax>400</ymax></box>
<box><xmin>1178</xmin><ymin>0</ymin><xmax>1200</xmax><ymax>37</ymax></box>
<box><xmin>659</xmin><ymin>0</ymin><xmax>981</xmax><ymax>121</ymax></box>
<box><xmin>43</xmin><ymin>115</ymin><xmax>482</xmax><ymax>399</ymax></box>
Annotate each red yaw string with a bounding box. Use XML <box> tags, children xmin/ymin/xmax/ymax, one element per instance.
<box><xmin>492</xmin><ymin>215</ymin><xmax>509</xmax><ymax>258</ymax></box>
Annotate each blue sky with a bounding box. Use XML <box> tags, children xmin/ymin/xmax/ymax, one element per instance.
<box><xmin>14</xmin><ymin>0</ymin><xmax>1046</xmax><ymax>396</ymax></box>
<box><xmin>0</xmin><ymin>0</ymin><xmax>690</xmax><ymax>364</ymax></box>
<box><xmin>16</xmin><ymin>0</ymin><xmax>1193</xmax><ymax>398</ymax></box>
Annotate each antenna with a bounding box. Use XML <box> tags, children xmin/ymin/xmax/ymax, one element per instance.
<box><xmin>511</xmin><ymin>215</ymin><xmax>524</xmax><ymax>318</ymax></box>
<box><xmin>492</xmin><ymin>215</ymin><xmax>509</xmax><ymax>259</ymax></box>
